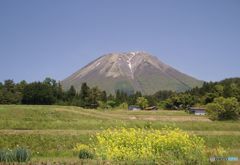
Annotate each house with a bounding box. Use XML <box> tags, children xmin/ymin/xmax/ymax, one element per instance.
<box><xmin>189</xmin><ymin>107</ymin><xmax>206</xmax><ymax>115</ymax></box>
<box><xmin>128</xmin><ymin>105</ymin><xmax>141</xmax><ymax>111</ymax></box>
<box><xmin>145</xmin><ymin>106</ymin><xmax>158</xmax><ymax>111</ymax></box>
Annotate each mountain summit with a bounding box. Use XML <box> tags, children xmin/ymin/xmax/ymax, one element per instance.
<box><xmin>61</xmin><ymin>52</ymin><xmax>202</xmax><ymax>95</ymax></box>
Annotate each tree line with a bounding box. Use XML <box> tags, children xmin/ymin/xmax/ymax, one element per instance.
<box><xmin>0</xmin><ymin>78</ymin><xmax>143</xmax><ymax>109</ymax></box>
<box><xmin>0</xmin><ymin>77</ymin><xmax>240</xmax><ymax>120</ymax></box>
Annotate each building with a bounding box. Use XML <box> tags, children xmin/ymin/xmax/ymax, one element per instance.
<box><xmin>189</xmin><ymin>107</ymin><xmax>206</xmax><ymax>115</ymax></box>
<box><xmin>128</xmin><ymin>105</ymin><xmax>141</xmax><ymax>111</ymax></box>
<box><xmin>145</xmin><ymin>106</ymin><xmax>158</xmax><ymax>111</ymax></box>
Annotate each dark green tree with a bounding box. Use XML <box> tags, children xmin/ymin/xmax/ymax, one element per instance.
<box><xmin>22</xmin><ymin>82</ymin><xmax>55</xmax><ymax>105</ymax></box>
<box><xmin>115</xmin><ymin>90</ymin><xmax>128</xmax><ymax>105</ymax></box>
<box><xmin>154</xmin><ymin>90</ymin><xmax>175</xmax><ymax>101</ymax></box>
<box><xmin>67</xmin><ymin>85</ymin><xmax>77</xmax><ymax>101</ymax></box>
<box><xmin>89</xmin><ymin>87</ymin><xmax>101</xmax><ymax>108</ymax></box>
<box><xmin>0</xmin><ymin>80</ymin><xmax>21</xmax><ymax>104</ymax></box>
<box><xmin>164</xmin><ymin>93</ymin><xmax>196</xmax><ymax>110</ymax></box>
<box><xmin>16</xmin><ymin>80</ymin><xmax>27</xmax><ymax>93</ymax></box>
<box><xmin>79</xmin><ymin>83</ymin><xmax>90</xmax><ymax>108</ymax></box>
<box><xmin>55</xmin><ymin>82</ymin><xmax>64</xmax><ymax>101</ymax></box>
<box><xmin>100</xmin><ymin>90</ymin><xmax>107</xmax><ymax>102</ymax></box>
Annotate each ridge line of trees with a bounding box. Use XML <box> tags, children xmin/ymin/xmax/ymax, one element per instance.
<box><xmin>0</xmin><ymin>77</ymin><xmax>240</xmax><ymax>120</ymax></box>
<box><xmin>0</xmin><ymin>78</ymin><xmax>144</xmax><ymax>109</ymax></box>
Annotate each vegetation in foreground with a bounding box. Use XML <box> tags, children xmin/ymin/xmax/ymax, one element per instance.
<box><xmin>92</xmin><ymin>127</ymin><xmax>208</xmax><ymax>164</ymax></box>
<box><xmin>0</xmin><ymin>105</ymin><xmax>239</xmax><ymax>164</ymax></box>
<box><xmin>0</xmin><ymin>147</ymin><xmax>30</xmax><ymax>163</ymax></box>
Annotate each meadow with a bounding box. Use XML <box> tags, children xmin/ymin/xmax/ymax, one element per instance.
<box><xmin>0</xmin><ymin>105</ymin><xmax>240</xmax><ymax>163</ymax></box>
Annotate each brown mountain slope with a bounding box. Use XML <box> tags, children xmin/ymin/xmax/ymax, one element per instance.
<box><xmin>61</xmin><ymin>52</ymin><xmax>203</xmax><ymax>95</ymax></box>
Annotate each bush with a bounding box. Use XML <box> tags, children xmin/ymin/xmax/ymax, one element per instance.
<box><xmin>118</xmin><ymin>102</ymin><xmax>128</xmax><ymax>109</ymax></box>
<box><xmin>0</xmin><ymin>147</ymin><xmax>30</xmax><ymax>162</ymax></box>
<box><xmin>73</xmin><ymin>144</ymin><xmax>94</xmax><ymax>160</ymax></box>
<box><xmin>93</xmin><ymin>127</ymin><xmax>208</xmax><ymax>164</ymax></box>
<box><xmin>79</xmin><ymin>149</ymin><xmax>94</xmax><ymax>159</ymax></box>
<box><xmin>206</xmin><ymin>97</ymin><xmax>240</xmax><ymax>120</ymax></box>
<box><xmin>106</xmin><ymin>100</ymin><xmax>117</xmax><ymax>108</ymax></box>
<box><xmin>136</xmin><ymin>97</ymin><xmax>148</xmax><ymax>109</ymax></box>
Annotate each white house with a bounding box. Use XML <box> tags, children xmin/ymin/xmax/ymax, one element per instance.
<box><xmin>189</xmin><ymin>107</ymin><xmax>206</xmax><ymax>115</ymax></box>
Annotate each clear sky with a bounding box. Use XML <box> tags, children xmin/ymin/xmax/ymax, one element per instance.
<box><xmin>0</xmin><ymin>0</ymin><xmax>240</xmax><ymax>83</ymax></box>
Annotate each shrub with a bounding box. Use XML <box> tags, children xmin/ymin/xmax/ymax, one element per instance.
<box><xmin>206</xmin><ymin>97</ymin><xmax>240</xmax><ymax>120</ymax></box>
<box><xmin>74</xmin><ymin>144</ymin><xmax>94</xmax><ymax>159</ymax></box>
<box><xmin>93</xmin><ymin>127</ymin><xmax>208</xmax><ymax>164</ymax></box>
<box><xmin>79</xmin><ymin>149</ymin><xmax>94</xmax><ymax>159</ymax></box>
<box><xmin>106</xmin><ymin>100</ymin><xmax>117</xmax><ymax>108</ymax></box>
<box><xmin>136</xmin><ymin>97</ymin><xmax>148</xmax><ymax>109</ymax></box>
<box><xmin>118</xmin><ymin>102</ymin><xmax>128</xmax><ymax>109</ymax></box>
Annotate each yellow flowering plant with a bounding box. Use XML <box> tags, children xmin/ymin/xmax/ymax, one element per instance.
<box><xmin>73</xmin><ymin>143</ymin><xmax>91</xmax><ymax>152</ymax></box>
<box><xmin>93</xmin><ymin>127</ymin><xmax>208</xmax><ymax>164</ymax></box>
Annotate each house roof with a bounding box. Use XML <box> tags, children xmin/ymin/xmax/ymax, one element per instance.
<box><xmin>128</xmin><ymin>105</ymin><xmax>141</xmax><ymax>109</ymax></box>
<box><xmin>189</xmin><ymin>107</ymin><xmax>206</xmax><ymax>110</ymax></box>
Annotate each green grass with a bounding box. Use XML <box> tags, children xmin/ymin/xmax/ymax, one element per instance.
<box><xmin>0</xmin><ymin>134</ymin><xmax>90</xmax><ymax>157</ymax></box>
<box><xmin>0</xmin><ymin>105</ymin><xmax>240</xmax><ymax>161</ymax></box>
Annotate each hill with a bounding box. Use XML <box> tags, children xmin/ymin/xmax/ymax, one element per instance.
<box><xmin>61</xmin><ymin>52</ymin><xmax>203</xmax><ymax>95</ymax></box>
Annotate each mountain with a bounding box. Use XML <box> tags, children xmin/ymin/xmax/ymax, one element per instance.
<box><xmin>61</xmin><ymin>51</ymin><xmax>203</xmax><ymax>95</ymax></box>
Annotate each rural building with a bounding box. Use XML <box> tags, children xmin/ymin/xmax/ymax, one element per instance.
<box><xmin>128</xmin><ymin>105</ymin><xmax>141</xmax><ymax>111</ymax></box>
<box><xmin>145</xmin><ymin>106</ymin><xmax>158</xmax><ymax>111</ymax></box>
<box><xmin>189</xmin><ymin>107</ymin><xmax>206</xmax><ymax>115</ymax></box>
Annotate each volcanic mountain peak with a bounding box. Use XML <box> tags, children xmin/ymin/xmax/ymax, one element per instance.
<box><xmin>93</xmin><ymin>51</ymin><xmax>170</xmax><ymax>79</ymax></box>
<box><xmin>62</xmin><ymin>51</ymin><xmax>202</xmax><ymax>95</ymax></box>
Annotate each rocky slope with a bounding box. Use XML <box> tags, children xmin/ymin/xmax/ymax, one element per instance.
<box><xmin>61</xmin><ymin>52</ymin><xmax>203</xmax><ymax>95</ymax></box>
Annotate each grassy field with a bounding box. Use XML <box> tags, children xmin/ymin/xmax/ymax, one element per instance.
<box><xmin>0</xmin><ymin>105</ymin><xmax>240</xmax><ymax>163</ymax></box>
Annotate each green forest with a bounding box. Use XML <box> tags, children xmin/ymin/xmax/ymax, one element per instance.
<box><xmin>0</xmin><ymin>77</ymin><xmax>240</xmax><ymax>120</ymax></box>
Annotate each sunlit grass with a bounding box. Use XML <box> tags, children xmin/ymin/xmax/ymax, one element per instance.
<box><xmin>0</xmin><ymin>105</ymin><xmax>239</xmax><ymax>160</ymax></box>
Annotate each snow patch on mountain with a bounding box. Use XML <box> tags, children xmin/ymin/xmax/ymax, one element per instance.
<box><xmin>126</xmin><ymin>53</ymin><xmax>136</xmax><ymax>79</ymax></box>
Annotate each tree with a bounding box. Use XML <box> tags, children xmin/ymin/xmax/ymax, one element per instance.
<box><xmin>43</xmin><ymin>78</ymin><xmax>62</xmax><ymax>101</ymax></box>
<box><xmin>0</xmin><ymin>79</ymin><xmax>22</xmax><ymax>104</ymax></box>
<box><xmin>154</xmin><ymin>90</ymin><xmax>175</xmax><ymax>101</ymax></box>
<box><xmin>55</xmin><ymin>82</ymin><xmax>64</xmax><ymax>101</ymax></box>
<box><xmin>145</xmin><ymin>95</ymin><xmax>156</xmax><ymax>107</ymax></box>
<box><xmin>4</xmin><ymin>79</ymin><xmax>15</xmax><ymax>93</ymax></box>
<box><xmin>127</xmin><ymin>91</ymin><xmax>142</xmax><ymax>105</ymax></box>
<box><xmin>0</xmin><ymin>82</ymin><xmax>3</xmax><ymax>90</ymax></box>
<box><xmin>67</xmin><ymin>85</ymin><xmax>77</xmax><ymax>101</ymax></box>
<box><xmin>89</xmin><ymin>87</ymin><xmax>101</xmax><ymax>108</ymax></box>
<box><xmin>164</xmin><ymin>93</ymin><xmax>196</xmax><ymax>110</ymax></box>
<box><xmin>79</xmin><ymin>83</ymin><xmax>90</xmax><ymax>108</ymax></box>
<box><xmin>99</xmin><ymin>91</ymin><xmax>107</xmax><ymax>102</ymax></box>
<box><xmin>16</xmin><ymin>80</ymin><xmax>27</xmax><ymax>93</ymax></box>
<box><xmin>22</xmin><ymin>82</ymin><xmax>55</xmax><ymax>105</ymax></box>
<box><xmin>203</xmin><ymin>93</ymin><xmax>218</xmax><ymax>104</ymax></box>
<box><xmin>43</xmin><ymin>77</ymin><xmax>57</xmax><ymax>86</ymax></box>
<box><xmin>0</xmin><ymin>90</ymin><xmax>3</xmax><ymax>104</ymax></box>
<box><xmin>214</xmin><ymin>84</ymin><xmax>224</xmax><ymax>96</ymax></box>
<box><xmin>115</xmin><ymin>90</ymin><xmax>128</xmax><ymax>105</ymax></box>
<box><xmin>206</xmin><ymin>97</ymin><xmax>240</xmax><ymax>120</ymax></box>
<box><xmin>136</xmin><ymin>97</ymin><xmax>149</xmax><ymax>109</ymax></box>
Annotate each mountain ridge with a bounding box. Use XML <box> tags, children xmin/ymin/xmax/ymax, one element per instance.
<box><xmin>61</xmin><ymin>52</ymin><xmax>203</xmax><ymax>95</ymax></box>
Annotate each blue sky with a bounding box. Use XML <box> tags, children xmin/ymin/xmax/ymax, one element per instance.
<box><xmin>0</xmin><ymin>0</ymin><xmax>240</xmax><ymax>83</ymax></box>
